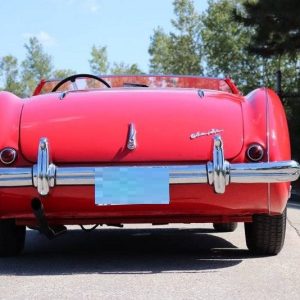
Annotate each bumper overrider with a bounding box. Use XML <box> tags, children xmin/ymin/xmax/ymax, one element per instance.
<box><xmin>0</xmin><ymin>136</ymin><xmax>299</xmax><ymax>196</ymax></box>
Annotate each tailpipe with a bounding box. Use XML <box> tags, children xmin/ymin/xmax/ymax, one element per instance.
<box><xmin>31</xmin><ymin>198</ymin><xmax>67</xmax><ymax>239</ymax></box>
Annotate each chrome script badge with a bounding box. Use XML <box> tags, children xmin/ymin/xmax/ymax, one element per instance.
<box><xmin>190</xmin><ymin>129</ymin><xmax>224</xmax><ymax>140</ymax></box>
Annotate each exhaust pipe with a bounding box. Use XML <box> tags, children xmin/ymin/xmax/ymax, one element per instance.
<box><xmin>31</xmin><ymin>198</ymin><xmax>67</xmax><ymax>239</ymax></box>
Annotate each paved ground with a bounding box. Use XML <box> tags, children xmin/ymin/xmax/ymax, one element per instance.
<box><xmin>0</xmin><ymin>196</ymin><xmax>300</xmax><ymax>300</ymax></box>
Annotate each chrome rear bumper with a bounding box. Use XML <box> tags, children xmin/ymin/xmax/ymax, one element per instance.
<box><xmin>0</xmin><ymin>136</ymin><xmax>299</xmax><ymax>196</ymax></box>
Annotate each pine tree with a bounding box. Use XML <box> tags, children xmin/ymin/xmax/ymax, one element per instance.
<box><xmin>234</xmin><ymin>0</ymin><xmax>300</xmax><ymax>57</ymax></box>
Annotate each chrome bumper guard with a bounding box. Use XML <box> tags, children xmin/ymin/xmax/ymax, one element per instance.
<box><xmin>0</xmin><ymin>136</ymin><xmax>299</xmax><ymax>196</ymax></box>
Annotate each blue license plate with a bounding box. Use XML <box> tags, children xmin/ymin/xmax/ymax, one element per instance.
<box><xmin>95</xmin><ymin>167</ymin><xmax>170</xmax><ymax>205</ymax></box>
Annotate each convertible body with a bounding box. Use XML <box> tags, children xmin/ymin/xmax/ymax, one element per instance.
<box><xmin>0</xmin><ymin>74</ymin><xmax>299</xmax><ymax>256</ymax></box>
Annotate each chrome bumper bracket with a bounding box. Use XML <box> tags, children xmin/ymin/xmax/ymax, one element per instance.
<box><xmin>32</xmin><ymin>138</ymin><xmax>56</xmax><ymax>196</ymax></box>
<box><xmin>207</xmin><ymin>135</ymin><xmax>230</xmax><ymax>193</ymax></box>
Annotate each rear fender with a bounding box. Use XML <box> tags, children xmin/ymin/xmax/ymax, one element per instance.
<box><xmin>243</xmin><ymin>88</ymin><xmax>291</xmax><ymax>214</ymax></box>
<box><xmin>0</xmin><ymin>92</ymin><xmax>24</xmax><ymax>159</ymax></box>
<box><xmin>242</xmin><ymin>88</ymin><xmax>268</xmax><ymax>161</ymax></box>
<box><xmin>265</xmin><ymin>88</ymin><xmax>291</xmax><ymax>214</ymax></box>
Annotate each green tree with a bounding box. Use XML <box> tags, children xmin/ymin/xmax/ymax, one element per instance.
<box><xmin>21</xmin><ymin>37</ymin><xmax>53</xmax><ymax>96</ymax></box>
<box><xmin>201</xmin><ymin>0</ymin><xmax>265</xmax><ymax>92</ymax></box>
<box><xmin>234</xmin><ymin>0</ymin><xmax>300</xmax><ymax>57</ymax></box>
<box><xmin>89</xmin><ymin>44</ymin><xmax>143</xmax><ymax>75</ymax></box>
<box><xmin>202</xmin><ymin>0</ymin><xmax>300</xmax><ymax>159</ymax></box>
<box><xmin>201</xmin><ymin>0</ymin><xmax>299</xmax><ymax>95</ymax></box>
<box><xmin>149</xmin><ymin>0</ymin><xmax>203</xmax><ymax>75</ymax></box>
<box><xmin>149</xmin><ymin>27</ymin><xmax>173</xmax><ymax>74</ymax></box>
<box><xmin>52</xmin><ymin>69</ymin><xmax>76</xmax><ymax>79</ymax></box>
<box><xmin>232</xmin><ymin>0</ymin><xmax>300</xmax><ymax>95</ymax></box>
<box><xmin>89</xmin><ymin>45</ymin><xmax>109</xmax><ymax>75</ymax></box>
<box><xmin>110</xmin><ymin>62</ymin><xmax>142</xmax><ymax>75</ymax></box>
<box><xmin>0</xmin><ymin>55</ymin><xmax>24</xmax><ymax>96</ymax></box>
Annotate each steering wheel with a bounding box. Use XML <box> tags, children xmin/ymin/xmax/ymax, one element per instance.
<box><xmin>51</xmin><ymin>73</ymin><xmax>111</xmax><ymax>92</ymax></box>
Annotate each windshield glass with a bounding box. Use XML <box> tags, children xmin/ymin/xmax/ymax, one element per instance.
<box><xmin>34</xmin><ymin>75</ymin><xmax>237</xmax><ymax>95</ymax></box>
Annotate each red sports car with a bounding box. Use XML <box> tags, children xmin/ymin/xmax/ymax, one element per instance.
<box><xmin>0</xmin><ymin>74</ymin><xmax>299</xmax><ymax>256</ymax></box>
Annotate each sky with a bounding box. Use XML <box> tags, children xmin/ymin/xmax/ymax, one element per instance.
<box><xmin>0</xmin><ymin>0</ymin><xmax>208</xmax><ymax>74</ymax></box>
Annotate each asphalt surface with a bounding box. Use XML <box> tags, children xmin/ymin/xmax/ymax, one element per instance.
<box><xmin>0</xmin><ymin>195</ymin><xmax>300</xmax><ymax>300</ymax></box>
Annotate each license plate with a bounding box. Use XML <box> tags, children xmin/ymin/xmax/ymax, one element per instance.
<box><xmin>95</xmin><ymin>167</ymin><xmax>170</xmax><ymax>205</ymax></box>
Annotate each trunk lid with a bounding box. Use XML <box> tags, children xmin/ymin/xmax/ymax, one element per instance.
<box><xmin>20</xmin><ymin>89</ymin><xmax>244</xmax><ymax>163</ymax></box>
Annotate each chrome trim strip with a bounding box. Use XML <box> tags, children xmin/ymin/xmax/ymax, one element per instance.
<box><xmin>229</xmin><ymin>160</ymin><xmax>300</xmax><ymax>182</ymax></box>
<box><xmin>1</xmin><ymin>160</ymin><xmax>299</xmax><ymax>192</ymax></box>
<box><xmin>55</xmin><ymin>165</ymin><xmax>209</xmax><ymax>185</ymax></box>
<box><xmin>0</xmin><ymin>137</ymin><xmax>299</xmax><ymax>195</ymax></box>
<box><xmin>56</xmin><ymin>167</ymin><xmax>95</xmax><ymax>185</ymax></box>
<box><xmin>0</xmin><ymin>168</ymin><xmax>32</xmax><ymax>186</ymax></box>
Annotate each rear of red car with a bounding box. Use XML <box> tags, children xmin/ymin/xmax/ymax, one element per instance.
<box><xmin>0</xmin><ymin>75</ymin><xmax>299</xmax><ymax>256</ymax></box>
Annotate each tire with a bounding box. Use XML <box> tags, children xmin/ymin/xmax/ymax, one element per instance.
<box><xmin>213</xmin><ymin>222</ymin><xmax>238</xmax><ymax>232</ymax></box>
<box><xmin>0</xmin><ymin>219</ymin><xmax>26</xmax><ymax>256</ymax></box>
<box><xmin>245</xmin><ymin>208</ymin><xmax>287</xmax><ymax>256</ymax></box>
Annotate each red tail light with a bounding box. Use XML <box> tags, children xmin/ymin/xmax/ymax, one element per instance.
<box><xmin>0</xmin><ymin>148</ymin><xmax>17</xmax><ymax>165</ymax></box>
<box><xmin>247</xmin><ymin>144</ymin><xmax>264</xmax><ymax>162</ymax></box>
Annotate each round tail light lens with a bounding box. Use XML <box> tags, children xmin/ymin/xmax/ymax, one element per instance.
<box><xmin>247</xmin><ymin>144</ymin><xmax>264</xmax><ymax>162</ymax></box>
<box><xmin>0</xmin><ymin>148</ymin><xmax>17</xmax><ymax>165</ymax></box>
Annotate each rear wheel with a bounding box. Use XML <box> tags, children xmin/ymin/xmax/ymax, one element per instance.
<box><xmin>245</xmin><ymin>208</ymin><xmax>286</xmax><ymax>256</ymax></box>
<box><xmin>0</xmin><ymin>219</ymin><xmax>26</xmax><ymax>256</ymax></box>
<box><xmin>213</xmin><ymin>222</ymin><xmax>238</xmax><ymax>232</ymax></box>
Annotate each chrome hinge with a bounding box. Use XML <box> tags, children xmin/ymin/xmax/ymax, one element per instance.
<box><xmin>127</xmin><ymin>123</ymin><xmax>137</xmax><ymax>150</ymax></box>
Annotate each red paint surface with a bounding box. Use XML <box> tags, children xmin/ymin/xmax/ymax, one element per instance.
<box><xmin>20</xmin><ymin>89</ymin><xmax>244</xmax><ymax>163</ymax></box>
<box><xmin>0</xmin><ymin>77</ymin><xmax>292</xmax><ymax>225</ymax></box>
<box><xmin>0</xmin><ymin>183</ymin><xmax>269</xmax><ymax>224</ymax></box>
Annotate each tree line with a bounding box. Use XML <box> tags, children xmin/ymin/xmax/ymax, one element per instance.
<box><xmin>1</xmin><ymin>0</ymin><xmax>299</xmax><ymax>98</ymax></box>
